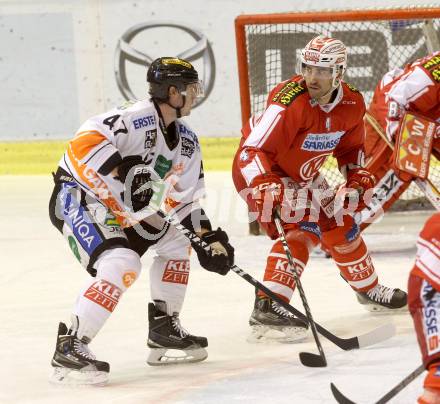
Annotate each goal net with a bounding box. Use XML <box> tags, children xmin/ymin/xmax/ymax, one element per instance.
<box><xmin>235</xmin><ymin>7</ymin><xmax>440</xmax><ymax>210</ymax></box>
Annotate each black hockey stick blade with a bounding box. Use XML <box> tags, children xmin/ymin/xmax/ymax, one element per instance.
<box><xmin>330</xmin><ymin>383</ymin><xmax>357</xmax><ymax>404</ymax></box>
<box><xmin>299</xmin><ymin>351</ymin><xmax>327</xmax><ymax>367</ymax></box>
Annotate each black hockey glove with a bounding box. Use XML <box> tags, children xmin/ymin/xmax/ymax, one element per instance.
<box><xmin>117</xmin><ymin>156</ymin><xmax>153</xmax><ymax>212</ymax></box>
<box><xmin>191</xmin><ymin>228</ymin><xmax>234</xmax><ymax>276</ymax></box>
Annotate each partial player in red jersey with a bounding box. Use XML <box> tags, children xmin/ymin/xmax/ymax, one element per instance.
<box><xmin>232</xmin><ymin>35</ymin><xmax>407</xmax><ymax>342</ymax></box>
<box><xmin>409</xmin><ymin>213</ymin><xmax>440</xmax><ymax>404</ymax></box>
<box><xmin>361</xmin><ymin>52</ymin><xmax>440</xmax><ymax>226</ymax></box>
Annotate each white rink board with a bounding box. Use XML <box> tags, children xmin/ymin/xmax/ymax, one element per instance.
<box><xmin>0</xmin><ymin>172</ymin><xmax>431</xmax><ymax>403</ymax></box>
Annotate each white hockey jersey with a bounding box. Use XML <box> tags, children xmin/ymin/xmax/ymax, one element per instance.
<box><xmin>59</xmin><ymin>99</ymin><xmax>205</xmax><ymax>228</ymax></box>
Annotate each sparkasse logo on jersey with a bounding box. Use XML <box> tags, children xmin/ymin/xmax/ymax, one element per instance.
<box><xmin>301</xmin><ymin>131</ymin><xmax>345</xmax><ymax>152</ymax></box>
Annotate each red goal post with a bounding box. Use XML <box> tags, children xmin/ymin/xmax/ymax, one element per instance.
<box><xmin>235</xmin><ymin>7</ymin><xmax>440</xmax><ymax>207</ymax></box>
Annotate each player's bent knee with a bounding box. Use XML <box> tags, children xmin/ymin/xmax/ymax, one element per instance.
<box><xmin>285</xmin><ymin>231</ymin><xmax>318</xmax><ymax>256</ymax></box>
<box><xmin>321</xmin><ymin>223</ymin><xmax>361</xmax><ymax>255</ymax></box>
<box><xmin>94</xmin><ymin>247</ymin><xmax>142</xmax><ymax>291</ymax></box>
<box><xmin>285</xmin><ymin>224</ymin><xmax>320</xmax><ymax>253</ymax></box>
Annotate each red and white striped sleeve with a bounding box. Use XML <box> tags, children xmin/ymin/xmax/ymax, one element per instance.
<box><xmin>238</xmin><ymin>104</ymin><xmax>286</xmax><ymax>186</ymax></box>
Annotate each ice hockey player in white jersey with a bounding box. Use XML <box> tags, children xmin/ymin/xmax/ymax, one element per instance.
<box><xmin>48</xmin><ymin>57</ymin><xmax>234</xmax><ymax>385</ymax></box>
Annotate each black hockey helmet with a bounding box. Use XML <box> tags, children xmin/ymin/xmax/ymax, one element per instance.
<box><xmin>147</xmin><ymin>57</ymin><xmax>200</xmax><ymax>101</ymax></box>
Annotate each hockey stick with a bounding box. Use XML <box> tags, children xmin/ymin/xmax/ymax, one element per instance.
<box><xmin>151</xmin><ymin>208</ymin><xmax>395</xmax><ymax>352</ymax></box>
<box><xmin>365</xmin><ymin>112</ymin><xmax>440</xmax><ymax>211</ymax></box>
<box><xmin>330</xmin><ymin>364</ymin><xmax>424</xmax><ymax>404</ymax></box>
<box><xmin>273</xmin><ymin>211</ymin><xmax>326</xmax><ymax>367</ymax></box>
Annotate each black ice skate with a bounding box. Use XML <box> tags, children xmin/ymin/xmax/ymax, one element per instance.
<box><xmin>356</xmin><ymin>284</ymin><xmax>408</xmax><ymax>313</ymax></box>
<box><xmin>248</xmin><ymin>295</ymin><xmax>308</xmax><ymax>343</ymax></box>
<box><xmin>147</xmin><ymin>300</ymin><xmax>208</xmax><ymax>366</ymax></box>
<box><xmin>49</xmin><ymin>322</ymin><xmax>109</xmax><ymax>386</ymax></box>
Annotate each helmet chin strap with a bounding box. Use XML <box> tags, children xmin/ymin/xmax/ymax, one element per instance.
<box><xmin>166</xmin><ymin>95</ymin><xmax>186</xmax><ymax>118</ymax></box>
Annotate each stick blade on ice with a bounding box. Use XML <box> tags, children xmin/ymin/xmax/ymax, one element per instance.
<box><xmin>357</xmin><ymin>323</ymin><xmax>396</xmax><ymax>348</ymax></box>
<box><xmin>299</xmin><ymin>352</ymin><xmax>327</xmax><ymax>367</ymax></box>
<box><xmin>330</xmin><ymin>383</ymin><xmax>357</xmax><ymax>404</ymax></box>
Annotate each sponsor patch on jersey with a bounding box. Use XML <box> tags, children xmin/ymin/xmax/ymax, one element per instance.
<box><xmin>423</xmin><ymin>55</ymin><xmax>440</xmax><ymax>81</ymax></box>
<box><xmin>272</xmin><ymin>81</ymin><xmax>306</xmax><ymax>106</ymax></box>
<box><xmin>84</xmin><ymin>280</ymin><xmax>122</xmax><ymax>312</ymax></box>
<box><xmin>162</xmin><ymin>260</ymin><xmax>190</xmax><ymax>284</ymax></box>
<box><xmin>181</xmin><ymin>136</ymin><xmax>195</xmax><ymax>158</ymax></box>
<box><xmin>345</xmin><ymin>82</ymin><xmax>360</xmax><ymax>93</ymax></box>
<box><xmin>301</xmin><ymin>131</ymin><xmax>344</xmax><ymax>152</ymax></box>
<box><xmin>122</xmin><ymin>271</ymin><xmax>137</xmax><ymax>288</ymax></box>
<box><xmin>422</xmin><ymin>280</ymin><xmax>440</xmax><ymax>355</ymax></box>
<box><xmin>154</xmin><ymin>155</ymin><xmax>172</xmax><ymax>179</ymax></box>
<box><xmin>179</xmin><ymin>124</ymin><xmax>200</xmax><ymax>147</ymax></box>
<box><xmin>144</xmin><ymin>129</ymin><xmax>157</xmax><ymax>149</ymax></box>
<box><xmin>133</xmin><ymin>115</ymin><xmax>156</xmax><ymax>130</ymax></box>
<box><xmin>300</xmin><ymin>155</ymin><xmax>329</xmax><ymax>180</ymax></box>
<box><xmin>104</xmin><ymin>212</ymin><xmax>121</xmax><ymax>229</ymax></box>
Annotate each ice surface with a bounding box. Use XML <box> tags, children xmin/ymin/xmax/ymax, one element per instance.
<box><xmin>0</xmin><ymin>173</ymin><xmax>430</xmax><ymax>403</ymax></box>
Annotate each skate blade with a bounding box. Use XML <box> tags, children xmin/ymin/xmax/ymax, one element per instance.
<box><xmin>147</xmin><ymin>347</ymin><xmax>208</xmax><ymax>366</ymax></box>
<box><xmin>247</xmin><ymin>324</ymin><xmax>308</xmax><ymax>344</ymax></box>
<box><xmin>361</xmin><ymin>304</ymin><xmax>408</xmax><ymax>314</ymax></box>
<box><xmin>49</xmin><ymin>367</ymin><xmax>109</xmax><ymax>386</ymax></box>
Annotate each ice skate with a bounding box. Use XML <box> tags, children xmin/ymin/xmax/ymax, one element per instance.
<box><xmin>356</xmin><ymin>284</ymin><xmax>408</xmax><ymax>313</ymax></box>
<box><xmin>248</xmin><ymin>296</ymin><xmax>308</xmax><ymax>343</ymax></box>
<box><xmin>49</xmin><ymin>322</ymin><xmax>109</xmax><ymax>386</ymax></box>
<box><xmin>147</xmin><ymin>301</ymin><xmax>208</xmax><ymax>366</ymax></box>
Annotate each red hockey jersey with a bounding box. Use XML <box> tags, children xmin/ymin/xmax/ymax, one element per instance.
<box><xmin>236</xmin><ymin>75</ymin><xmax>366</xmax><ymax>187</ymax></box>
<box><xmin>368</xmin><ymin>51</ymin><xmax>440</xmax><ymax>145</ymax></box>
<box><xmin>412</xmin><ymin>212</ymin><xmax>440</xmax><ymax>292</ymax></box>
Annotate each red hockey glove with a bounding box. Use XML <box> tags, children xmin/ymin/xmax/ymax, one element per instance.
<box><xmin>337</xmin><ymin>168</ymin><xmax>376</xmax><ymax>211</ymax></box>
<box><xmin>345</xmin><ymin>168</ymin><xmax>376</xmax><ymax>196</ymax></box>
<box><xmin>250</xmin><ymin>173</ymin><xmax>284</xmax><ymax>222</ymax></box>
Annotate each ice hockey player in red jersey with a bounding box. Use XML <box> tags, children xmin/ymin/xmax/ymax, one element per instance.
<box><xmin>409</xmin><ymin>213</ymin><xmax>440</xmax><ymax>404</ymax></box>
<box><xmin>232</xmin><ymin>35</ymin><xmax>407</xmax><ymax>342</ymax></box>
<box><xmin>48</xmin><ymin>57</ymin><xmax>234</xmax><ymax>384</ymax></box>
<box><xmin>362</xmin><ymin>52</ymin><xmax>440</xmax><ymax>226</ymax></box>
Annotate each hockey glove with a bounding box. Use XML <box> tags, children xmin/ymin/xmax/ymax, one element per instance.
<box><xmin>345</xmin><ymin>168</ymin><xmax>376</xmax><ymax>195</ymax></box>
<box><xmin>338</xmin><ymin>168</ymin><xmax>376</xmax><ymax>211</ymax></box>
<box><xmin>191</xmin><ymin>228</ymin><xmax>234</xmax><ymax>276</ymax></box>
<box><xmin>117</xmin><ymin>155</ymin><xmax>153</xmax><ymax>212</ymax></box>
<box><xmin>250</xmin><ymin>173</ymin><xmax>284</xmax><ymax>223</ymax></box>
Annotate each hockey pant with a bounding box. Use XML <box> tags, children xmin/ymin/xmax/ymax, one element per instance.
<box><xmin>49</xmin><ymin>172</ymin><xmax>192</xmax><ymax>341</ymax></box>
